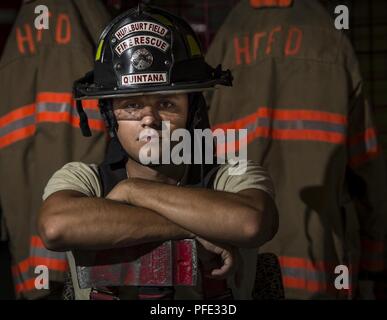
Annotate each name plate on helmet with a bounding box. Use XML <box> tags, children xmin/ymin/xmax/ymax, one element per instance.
<box><xmin>121</xmin><ymin>72</ymin><xmax>167</xmax><ymax>85</ymax></box>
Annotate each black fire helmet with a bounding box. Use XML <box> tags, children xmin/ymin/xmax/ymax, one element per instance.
<box><xmin>73</xmin><ymin>4</ymin><xmax>233</xmax><ymax>138</ymax></box>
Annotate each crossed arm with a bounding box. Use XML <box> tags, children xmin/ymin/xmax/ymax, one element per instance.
<box><xmin>38</xmin><ymin>178</ymin><xmax>278</xmax><ymax>252</ymax></box>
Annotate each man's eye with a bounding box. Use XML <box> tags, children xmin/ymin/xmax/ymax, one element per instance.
<box><xmin>159</xmin><ymin>100</ymin><xmax>174</xmax><ymax>109</ymax></box>
<box><xmin>125</xmin><ymin>103</ymin><xmax>142</xmax><ymax>109</ymax></box>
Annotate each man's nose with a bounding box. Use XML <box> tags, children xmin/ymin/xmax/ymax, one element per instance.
<box><xmin>140</xmin><ymin>105</ymin><xmax>161</xmax><ymax>128</ymax></box>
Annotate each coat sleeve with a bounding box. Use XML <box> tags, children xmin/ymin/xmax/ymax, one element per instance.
<box><xmin>345</xmin><ymin>51</ymin><xmax>387</xmax><ymax>275</ymax></box>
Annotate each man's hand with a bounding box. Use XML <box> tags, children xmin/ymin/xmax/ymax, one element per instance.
<box><xmin>196</xmin><ymin>237</ymin><xmax>243</xmax><ymax>288</ymax></box>
<box><xmin>106</xmin><ymin>179</ymin><xmax>132</xmax><ymax>204</ymax></box>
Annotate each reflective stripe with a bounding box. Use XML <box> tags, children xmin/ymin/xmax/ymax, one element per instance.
<box><xmin>15</xmin><ymin>279</ymin><xmax>36</xmax><ymax>294</ymax></box>
<box><xmin>0</xmin><ymin>125</ymin><xmax>36</xmax><ymax>149</ymax></box>
<box><xmin>11</xmin><ymin>236</ymin><xmax>69</xmax><ymax>294</ymax></box>
<box><xmin>281</xmin><ymin>267</ymin><xmax>327</xmax><ymax>282</ymax></box>
<box><xmin>36</xmin><ymin>92</ymin><xmax>98</xmax><ymax>110</ymax></box>
<box><xmin>213</xmin><ymin>107</ymin><xmax>347</xmax><ymax>130</ymax></box>
<box><xmin>361</xmin><ymin>239</ymin><xmax>384</xmax><ymax>253</ymax></box>
<box><xmin>0</xmin><ymin>104</ymin><xmax>35</xmax><ymax>127</ymax></box>
<box><xmin>247</xmin><ymin>118</ymin><xmax>345</xmax><ymax>134</ymax></box>
<box><xmin>348</xmin><ymin>128</ymin><xmax>380</xmax><ymax>167</ymax></box>
<box><xmin>360</xmin><ymin>239</ymin><xmax>385</xmax><ymax>272</ymax></box>
<box><xmin>282</xmin><ymin>276</ymin><xmax>328</xmax><ymax>293</ymax></box>
<box><xmin>212</xmin><ymin>107</ymin><xmax>347</xmax><ymax>153</ymax></box>
<box><xmin>250</xmin><ymin>0</ymin><xmax>293</xmax><ymax>9</ymax></box>
<box><xmin>279</xmin><ymin>256</ymin><xmax>336</xmax><ymax>270</ymax></box>
<box><xmin>12</xmin><ymin>256</ymin><xmax>68</xmax><ymax>294</ymax></box>
<box><xmin>0</xmin><ymin>115</ymin><xmax>35</xmax><ymax>137</ymax></box>
<box><xmin>279</xmin><ymin>256</ymin><xmax>357</xmax><ymax>296</ymax></box>
<box><xmin>0</xmin><ymin>92</ymin><xmax>105</xmax><ymax>149</ymax></box>
<box><xmin>37</xmin><ymin>102</ymin><xmax>101</xmax><ymax>120</ymax></box>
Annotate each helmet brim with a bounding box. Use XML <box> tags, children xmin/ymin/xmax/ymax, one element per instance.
<box><xmin>74</xmin><ymin>77</ymin><xmax>231</xmax><ymax>100</ymax></box>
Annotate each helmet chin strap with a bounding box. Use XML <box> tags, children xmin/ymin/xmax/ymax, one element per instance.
<box><xmin>98</xmin><ymin>93</ymin><xmax>215</xmax><ymax>186</ymax></box>
<box><xmin>99</xmin><ymin>98</ymin><xmax>192</xmax><ymax>184</ymax></box>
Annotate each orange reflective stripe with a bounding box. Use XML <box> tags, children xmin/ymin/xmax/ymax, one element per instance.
<box><xmin>348</xmin><ymin>128</ymin><xmax>377</xmax><ymax>146</ymax></box>
<box><xmin>1</xmin><ymin>92</ymin><xmax>105</xmax><ymax>149</ymax></box>
<box><xmin>213</xmin><ymin>107</ymin><xmax>347</xmax><ymax>131</ymax></box>
<box><xmin>360</xmin><ymin>239</ymin><xmax>385</xmax><ymax>272</ymax></box>
<box><xmin>0</xmin><ymin>125</ymin><xmax>36</xmax><ymax>148</ymax></box>
<box><xmin>279</xmin><ymin>256</ymin><xmax>336</xmax><ymax>271</ymax></box>
<box><xmin>258</xmin><ymin>128</ymin><xmax>345</xmax><ymax>144</ymax></box>
<box><xmin>262</xmin><ymin>108</ymin><xmax>346</xmax><ymax>125</ymax></box>
<box><xmin>360</xmin><ymin>260</ymin><xmax>384</xmax><ymax>272</ymax></box>
<box><xmin>12</xmin><ymin>258</ymin><xmax>30</xmax><ymax>275</ymax></box>
<box><xmin>0</xmin><ymin>104</ymin><xmax>35</xmax><ymax>127</ymax></box>
<box><xmin>30</xmin><ymin>235</ymin><xmax>45</xmax><ymax>248</ymax></box>
<box><xmin>217</xmin><ymin>127</ymin><xmax>345</xmax><ymax>157</ymax></box>
<box><xmin>37</xmin><ymin>111</ymin><xmax>78</xmax><ymax>125</ymax></box>
<box><xmin>282</xmin><ymin>276</ymin><xmax>353</xmax><ymax>297</ymax></box>
<box><xmin>12</xmin><ymin>256</ymin><xmax>68</xmax><ymax>274</ymax></box>
<box><xmin>82</xmin><ymin>99</ymin><xmax>99</xmax><ymax>110</ymax></box>
<box><xmin>36</xmin><ymin>111</ymin><xmax>105</xmax><ymax>131</ymax></box>
<box><xmin>36</xmin><ymin>92</ymin><xmax>72</xmax><ymax>104</ymax></box>
<box><xmin>282</xmin><ymin>276</ymin><xmax>328</xmax><ymax>292</ymax></box>
<box><xmin>15</xmin><ymin>278</ymin><xmax>36</xmax><ymax>294</ymax></box>
<box><xmin>361</xmin><ymin>239</ymin><xmax>384</xmax><ymax>253</ymax></box>
<box><xmin>32</xmin><ymin>256</ymin><xmax>68</xmax><ymax>271</ymax></box>
<box><xmin>37</xmin><ymin>92</ymin><xmax>99</xmax><ymax>110</ymax></box>
<box><xmin>348</xmin><ymin>146</ymin><xmax>380</xmax><ymax>167</ymax></box>
<box><xmin>279</xmin><ymin>256</ymin><xmax>356</xmax><ymax>297</ymax></box>
<box><xmin>348</xmin><ymin>128</ymin><xmax>380</xmax><ymax>167</ymax></box>
<box><xmin>214</xmin><ymin>109</ymin><xmax>347</xmax><ymax>155</ymax></box>
<box><xmin>88</xmin><ymin>118</ymin><xmax>106</xmax><ymax>131</ymax></box>
<box><xmin>250</xmin><ymin>0</ymin><xmax>293</xmax><ymax>8</ymax></box>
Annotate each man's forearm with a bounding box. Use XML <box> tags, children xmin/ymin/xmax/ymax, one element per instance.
<box><xmin>126</xmin><ymin>179</ymin><xmax>272</xmax><ymax>247</ymax></box>
<box><xmin>39</xmin><ymin>191</ymin><xmax>192</xmax><ymax>251</ymax></box>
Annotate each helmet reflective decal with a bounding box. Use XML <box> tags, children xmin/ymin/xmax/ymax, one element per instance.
<box><xmin>186</xmin><ymin>35</ymin><xmax>201</xmax><ymax>57</ymax></box>
<box><xmin>121</xmin><ymin>72</ymin><xmax>167</xmax><ymax>85</ymax></box>
<box><xmin>130</xmin><ymin>48</ymin><xmax>154</xmax><ymax>70</ymax></box>
<box><xmin>115</xmin><ymin>35</ymin><xmax>169</xmax><ymax>56</ymax></box>
<box><xmin>114</xmin><ymin>21</ymin><xmax>169</xmax><ymax>40</ymax></box>
<box><xmin>95</xmin><ymin>39</ymin><xmax>104</xmax><ymax>61</ymax></box>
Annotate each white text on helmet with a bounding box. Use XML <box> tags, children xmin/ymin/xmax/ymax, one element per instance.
<box><xmin>115</xmin><ymin>35</ymin><xmax>169</xmax><ymax>55</ymax></box>
<box><xmin>121</xmin><ymin>72</ymin><xmax>167</xmax><ymax>85</ymax></box>
<box><xmin>114</xmin><ymin>21</ymin><xmax>168</xmax><ymax>40</ymax></box>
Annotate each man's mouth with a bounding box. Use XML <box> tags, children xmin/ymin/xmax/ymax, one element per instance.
<box><xmin>138</xmin><ymin>129</ymin><xmax>161</xmax><ymax>142</ymax></box>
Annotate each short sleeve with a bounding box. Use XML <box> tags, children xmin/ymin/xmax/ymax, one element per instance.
<box><xmin>42</xmin><ymin>162</ymin><xmax>102</xmax><ymax>201</ymax></box>
<box><xmin>213</xmin><ymin>160</ymin><xmax>275</xmax><ymax>199</ymax></box>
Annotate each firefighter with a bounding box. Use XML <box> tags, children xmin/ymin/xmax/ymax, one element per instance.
<box><xmin>37</xmin><ymin>5</ymin><xmax>278</xmax><ymax>300</ymax></box>
<box><xmin>205</xmin><ymin>0</ymin><xmax>387</xmax><ymax>299</ymax></box>
<box><xmin>0</xmin><ymin>0</ymin><xmax>110</xmax><ymax>299</ymax></box>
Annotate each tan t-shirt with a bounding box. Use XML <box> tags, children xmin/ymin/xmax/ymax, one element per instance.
<box><xmin>43</xmin><ymin>161</ymin><xmax>275</xmax><ymax>300</ymax></box>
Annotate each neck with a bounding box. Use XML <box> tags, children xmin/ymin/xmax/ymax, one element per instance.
<box><xmin>125</xmin><ymin>158</ymin><xmax>187</xmax><ymax>185</ymax></box>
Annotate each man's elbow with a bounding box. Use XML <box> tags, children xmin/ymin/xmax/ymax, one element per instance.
<box><xmin>242</xmin><ymin>205</ymin><xmax>279</xmax><ymax>248</ymax></box>
<box><xmin>38</xmin><ymin>207</ymin><xmax>67</xmax><ymax>251</ymax></box>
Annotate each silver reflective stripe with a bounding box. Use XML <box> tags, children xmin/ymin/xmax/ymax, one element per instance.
<box><xmin>36</xmin><ymin>102</ymin><xmax>102</xmax><ymax>120</ymax></box>
<box><xmin>349</xmin><ymin>137</ymin><xmax>378</xmax><ymax>157</ymax></box>
<box><xmin>30</xmin><ymin>247</ymin><xmax>67</xmax><ymax>260</ymax></box>
<box><xmin>246</xmin><ymin>118</ymin><xmax>346</xmax><ymax>135</ymax></box>
<box><xmin>281</xmin><ymin>267</ymin><xmax>329</xmax><ymax>282</ymax></box>
<box><xmin>0</xmin><ymin>115</ymin><xmax>35</xmax><ymax>137</ymax></box>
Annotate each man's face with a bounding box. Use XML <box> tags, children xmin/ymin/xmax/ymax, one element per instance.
<box><xmin>112</xmin><ymin>94</ymin><xmax>189</xmax><ymax>162</ymax></box>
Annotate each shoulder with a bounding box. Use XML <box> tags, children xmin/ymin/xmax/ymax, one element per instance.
<box><xmin>213</xmin><ymin>160</ymin><xmax>275</xmax><ymax>198</ymax></box>
<box><xmin>43</xmin><ymin>162</ymin><xmax>102</xmax><ymax>200</ymax></box>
